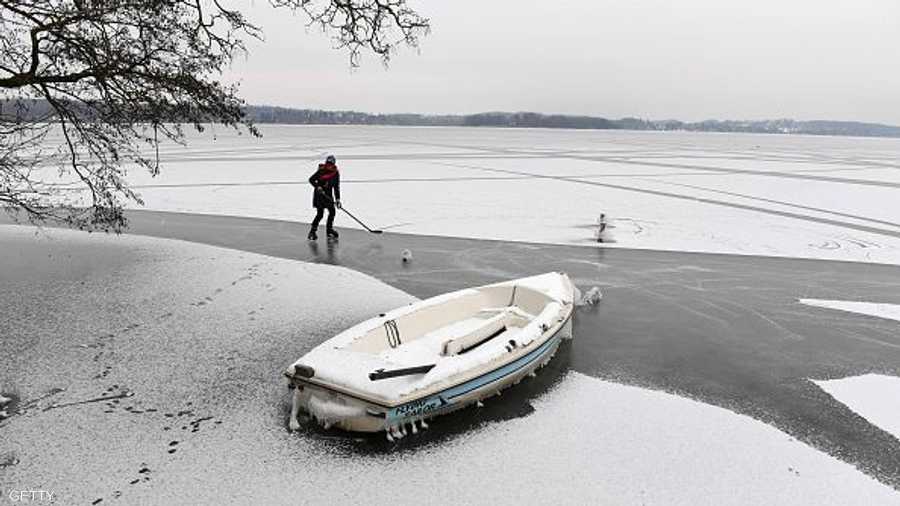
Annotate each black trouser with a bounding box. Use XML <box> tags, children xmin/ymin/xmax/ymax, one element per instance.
<box><xmin>311</xmin><ymin>204</ymin><xmax>335</xmax><ymax>231</ymax></box>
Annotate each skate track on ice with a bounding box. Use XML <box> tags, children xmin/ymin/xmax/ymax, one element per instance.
<box><xmin>118</xmin><ymin>126</ymin><xmax>900</xmax><ymax>265</ymax></box>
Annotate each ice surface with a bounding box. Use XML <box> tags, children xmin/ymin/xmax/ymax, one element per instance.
<box><xmin>111</xmin><ymin>125</ymin><xmax>900</xmax><ymax>265</ymax></box>
<box><xmin>131</xmin><ymin>372</ymin><xmax>900</xmax><ymax>505</ymax></box>
<box><xmin>3</xmin><ymin>225</ymin><xmax>898</xmax><ymax>505</ymax></box>
<box><xmin>799</xmin><ymin>298</ymin><xmax>900</xmax><ymax>323</ymax></box>
<box><xmin>814</xmin><ymin>374</ymin><xmax>900</xmax><ymax>441</ymax></box>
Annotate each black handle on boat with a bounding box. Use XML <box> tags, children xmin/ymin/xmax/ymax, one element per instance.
<box><xmin>369</xmin><ymin>364</ymin><xmax>436</xmax><ymax>381</ymax></box>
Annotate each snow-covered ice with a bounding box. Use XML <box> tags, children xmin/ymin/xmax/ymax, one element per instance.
<box><xmin>106</xmin><ymin>125</ymin><xmax>900</xmax><ymax>265</ymax></box>
<box><xmin>801</xmin><ymin>300</ymin><xmax>900</xmax><ymax>442</ymax></box>
<box><xmin>799</xmin><ymin>298</ymin><xmax>900</xmax><ymax>323</ymax></box>
<box><xmin>0</xmin><ymin>224</ymin><xmax>408</xmax><ymax>503</ymax></box>
<box><xmin>814</xmin><ymin>374</ymin><xmax>900</xmax><ymax>442</ymax></box>
<box><xmin>4</xmin><ymin>225</ymin><xmax>898</xmax><ymax>504</ymax></box>
<box><xmin>129</xmin><ymin>372</ymin><xmax>900</xmax><ymax>505</ymax></box>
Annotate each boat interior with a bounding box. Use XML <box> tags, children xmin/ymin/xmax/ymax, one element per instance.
<box><xmin>346</xmin><ymin>284</ymin><xmax>556</xmax><ymax>364</ymax></box>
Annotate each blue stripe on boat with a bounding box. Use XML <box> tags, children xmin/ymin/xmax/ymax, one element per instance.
<box><xmin>387</xmin><ymin>325</ymin><xmax>564</xmax><ymax>422</ymax></box>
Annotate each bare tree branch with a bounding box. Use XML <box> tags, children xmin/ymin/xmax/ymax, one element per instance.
<box><xmin>1</xmin><ymin>0</ymin><xmax>429</xmax><ymax>231</ymax></box>
<box><xmin>271</xmin><ymin>0</ymin><xmax>429</xmax><ymax>66</ymax></box>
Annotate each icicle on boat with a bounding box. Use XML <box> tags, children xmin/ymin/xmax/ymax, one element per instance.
<box><xmin>284</xmin><ymin>272</ymin><xmax>577</xmax><ymax>436</ymax></box>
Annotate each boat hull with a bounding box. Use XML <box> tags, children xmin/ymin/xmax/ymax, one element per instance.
<box><xmin>288</xmin><ymin>312</ymin><xmax>573</xmax><ymax>433</ymax></box>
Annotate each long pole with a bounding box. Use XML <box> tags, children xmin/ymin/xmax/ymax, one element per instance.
<box><xmin>319</xmin><ymin>192</ymin><xmax>383</xmax><ymax>234</ymax></box>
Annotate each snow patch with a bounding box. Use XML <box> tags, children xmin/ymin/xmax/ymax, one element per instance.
<box><xmin>799</xmin><ymin>298</ymin><xmax>900</xmax><ymax>323</ymax></box>
<box><xmin>814</xmin><ymin>374</ymin><xmax>900</xmax><ymax>441</ymax></box>
<box><xmin>249</xmin><ymin>372</ymin><xmax>900</xmax><ymax>505</ymax></box>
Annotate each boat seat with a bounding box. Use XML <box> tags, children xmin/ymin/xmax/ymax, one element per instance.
<box><xmin>441</xmin><ymin>307</ymin><xmax>530</xmax><ymax>356</ymax></box>
<box><xmin>479</xmin><ymin>306</ymin><xmax>535</xmax><ymax>320</ymax></box>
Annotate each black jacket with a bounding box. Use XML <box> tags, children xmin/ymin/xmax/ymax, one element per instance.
<box><xmin>309</xmin><ymin>163</ymin><xmax>340</xmax><ymax>208</ymax></box>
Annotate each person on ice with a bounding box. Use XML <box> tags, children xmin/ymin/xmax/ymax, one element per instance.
<box><xmin>307</xmin><ymin>154</ymin><xmax>341</xmax><ymax>241</ymax></box>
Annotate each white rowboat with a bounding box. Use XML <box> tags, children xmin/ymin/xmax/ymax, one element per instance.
<box><xmin>284</xmin><ymin>272</ymin><xmax>577</xmax><ymax>435</ymax></box>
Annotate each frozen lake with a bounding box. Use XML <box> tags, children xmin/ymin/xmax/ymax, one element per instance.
<box><xmin>8</xmin><ymin>125</ymin><xmax>900</xmax><ymax>502</ymax></box>
<box><xmin>3</xmin><ymin>226</ymin><xmax>898</xmax><ymax>504</ymax></box>
<box><xmin>124</xmin><ymin>125</ymin><xmax>900</xmax><ymax>265</ymax></box>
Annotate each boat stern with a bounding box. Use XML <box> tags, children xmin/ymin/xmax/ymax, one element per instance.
<box><xmin>286</xmin><ymin>370</ymin><xmax>390</xmax><ymax>433</ymax></box>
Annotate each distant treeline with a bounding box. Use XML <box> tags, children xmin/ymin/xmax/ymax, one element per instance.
<box><xmin>6</xmin><ymin>99</ymin><xmax>900</xmax><ymax>138</ymax></box>
<box><xmin>246</xmin><ymin>106</ymin><xmax>900</xmax><ymax>138</ymax></box>
<box><xmin>247</xmin><ymin>106</ymin><xmax>663</xmax><ymax>130</ymax></box>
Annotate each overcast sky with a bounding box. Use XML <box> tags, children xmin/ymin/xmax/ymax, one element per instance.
<box><xmin>227</xmin><ymin>0</ymin><xmax>900</xmax><ymax>124</ymax></box>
